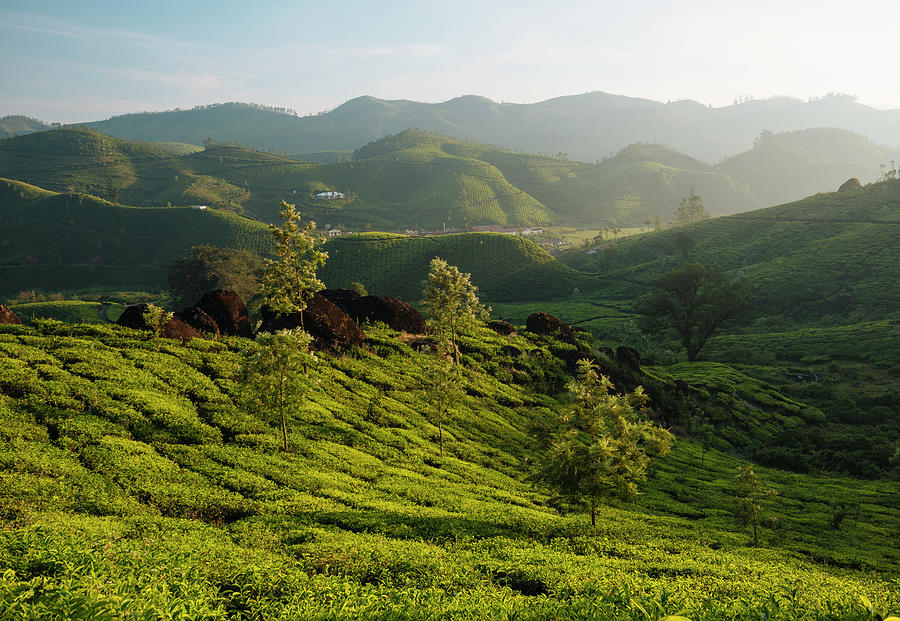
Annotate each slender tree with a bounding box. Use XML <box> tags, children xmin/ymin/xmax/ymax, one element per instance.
<box><xmin>636</xmin><ymin>263</ymin><xmax>752</xmax><ymax>361</ymax></box>
<box><xmin>534</xmin><ymin>359</ymin><xmax>674</xmax><ymax>527</ymax></box>
<box><xmin>670</xmin><ymin>189</ymin><xmax>710</xmax><ymax>227</ymax></box>
<box><xmin>421</xmin><ymin>352</ymin><xmax>465</xmax><ymax>456</ymax></box>
<box><xmin>421</xmin><ymin>257</ymin><xmax>489</xmax><ymax>365</ymax></box>
<box><xmin>241</xmin><ymin>329</ymin><xmax>315</xmax><ymax>451</ymax></box>
<box><xmin>734</xmin><ymin>466</ymin><xmax>780</xmax><ymax>546</ymax></box>
<box><xmin>262</xmin><ymin>201</ymin><xmax>328</xmax><ymax>322</ymax></box>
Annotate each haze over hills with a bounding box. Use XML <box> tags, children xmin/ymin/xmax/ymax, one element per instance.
<box><xmin>7</xmin><ymin>124</ymin><xmax>894</xmax><ymax>233</ymax></box>
<box><xmin>62</xmin><ymin>92</ymin><xmax>900</xmax><ymax>164</ymax></box>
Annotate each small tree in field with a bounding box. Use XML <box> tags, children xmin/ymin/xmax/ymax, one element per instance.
<box><xmin>241</xmin><ymin>329</ymin><xmax>315</xmax><ymax>451</ymax></box>
<box><xmin>734</xmin><ymin>465</ymin><xmax>780</xmax><ymax>546</ymax></box>
<box><xmin>421</xmin><ymin>257</ymin><xmax>489</xmax><ymax>365</ymax></box>
<box><xmin>534</xmin><ymin>359</ymin><xmax>674</xmax><ymax>527</ymax></box>
<box><xmin>421</xmin><ymin>352</ymin><xmax>465</xmax><ymax>456</ymax></box>
<box><xmin>637</xmin><ymin>262</ymin><xmax>752</xmax><ymax>361</ymax></box>
<box><xmin>262</xmin><ymin>201</ymin><xmax>328</xmax><ymax>320</ymax></box>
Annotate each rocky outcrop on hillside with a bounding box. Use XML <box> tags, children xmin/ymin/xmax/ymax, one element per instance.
<box><xmin>0</xmin><ymin>305</ymin><xmax>22</xmax><ymax>325</ymax></box>
<box><xmin>196</xmin><ymin>290</ymin><xmax>252</xmax><ymax>338</ymax></box>
<box><xmin>349</xmin><ymin>296</ymin><xmax>427</xmax><ymax>334</ymax></box>
<box><xmin>175</xmin><ymin>306</ymin><xmax>221</xmax><ymax>338</ymax></box>
<box><xmin>487</xmin><ymin>320</ymin><xmax>517</xmax><ymax>336</ymax></box>
<box><xmin>524</xmin><ymin>312</ymin><xmax>576</xmax><ymax>344</ymax></box>
<box><xmin>158</xmin><ymin>317</ymin><xmax>200</xmax><ymax>344</ymax></box>
<box><xmin>838</xmin><ymin>178</ymin><xmax>861</xmax><ymax>192</ymax></box>
<box><xmin>259</xmin><ymin>293</ymin><xmax>366</xmax><ymax>351</ymax></box>
<box><xmin>116</xmin><ymin>304</ymin><xmax>155</xmax><ymax>330</ymax></box>
<box><xmin>320</xmin><ymin>289</ymin><xmax>361</xmax><ymax>315</ymax></box>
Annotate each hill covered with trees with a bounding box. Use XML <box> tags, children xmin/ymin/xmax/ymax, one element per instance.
<box><xmin>74</xmin><ymin>93</ymin><xmax>900</xmax><ymax>164</ymax></box>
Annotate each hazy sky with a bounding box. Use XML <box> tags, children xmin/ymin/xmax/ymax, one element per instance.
<box><xmin>2</xmin><ymin>0</ymin><xmax>899</xmax><ymax>123</ymax></box>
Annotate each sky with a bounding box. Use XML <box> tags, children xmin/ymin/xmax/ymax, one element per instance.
<box><xmin>2</xmin><ymin>0</ymin><xmax>900</xmax><ymax>123</ymax></box>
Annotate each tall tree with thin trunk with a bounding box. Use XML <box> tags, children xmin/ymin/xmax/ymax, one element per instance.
<box><xmin>534</xmin><ymin>359</ymin><xmax>674</xmax><ymax>527</ymax></box>
<box><xmin>262</xmin><ymin>201</ymin><xmax>328</xmax><ymax>325</ymax></box>
<box><xmin>241</xmin><ymin>329</ymin><xmax>315</xmax><ymax>451</ymax></box>
<box><xmin>421</xmin><ymin>257</ymin><xmax>489</xmax><ymax>365</ymax></box>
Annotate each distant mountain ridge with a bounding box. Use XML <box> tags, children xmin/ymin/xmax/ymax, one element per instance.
<box><xmin>57</xmin><ymin>92</ymin><xmax>900</xmax><ymax>163</ymax></box>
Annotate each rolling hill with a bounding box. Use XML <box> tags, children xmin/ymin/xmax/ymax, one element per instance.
<box><xmin>321</xmin><ymin>231</ymin><xmax>596</xmax><ymax>303</ymax></box>
<box><xmin>0</xmin><ymin>178</ymin><xmax>271</xmax><ymax>297</ymax></box>
<box><xmin>0</xmin><ymin>315</ymin><xmax>897</xmax><ymax>618</ymax></box>
<box><xmin>716</xmin><ymin>127</ymin><xmax>900</xmax><ymax>206</ymax></box>
<box><xmin>72</xmin><ymin>92</ymin><xmax>900</xmax><ymax>163</ymax></box>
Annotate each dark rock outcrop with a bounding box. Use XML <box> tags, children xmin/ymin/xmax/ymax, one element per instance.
<box><xmin>116</xmin><ymin>304</ymin><xmax>153</xmax><ymax>329</ymax></box>
<box><xmin>196</xmin><ymin>290</ymin><xmax>252</xmax><ymax>338</ymax></box>
<box><xmin>159</xmin><ymin>317</ymin><xmax>200</xmax><ymax>344</ymax></box>
<box><xmin>259</xmin><ymin>293</ymin><xmax>366</xmax><ymax>351</ymax></box>
<box><xmin>525</xmin><ymin>312</ymin><xmax>576</xmax><ymax>344</ymax></box>
<box><xmin>500</xmin><ymin>345</ymin><xmax>522</xmax><ymax>357</ymax></box>
<box><xmin>838</xmin><ymin>178</ymin><xmax>861</xmax><ymax>192</ymax></box>
<box><xmin>320</xmin><ymin>289</ymin><xmax>361</xmax><ymax>315</ymax></box>
<box><xmin>487</xmin><ymin>320</ymin><xmax>517</xmax><ymax>336</ymax></box>
<box><xmin>0</xmin><ymin>305</ymin><xmax>22</xmax><ymax>325</ymax></box>
<box><xmin>349</xmin><ymin>296</ymin><xmax>426</xmax><ymax>334</ymax></box>
<box><xmin>116</xmin><ymin>304</ymin><xmax>199</xmax><ymax>344</ymax></box>
<box><xmin>615</xmin><ymin>346</ymin><xmax>642</xmax><ymax>372</ymax></box>
<box><xmin>175</xmin><ymin>306</ymin><xmax>220</xmax><ymax>338</ymax></box>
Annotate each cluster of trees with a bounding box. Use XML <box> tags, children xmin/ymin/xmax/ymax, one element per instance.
<box><xmin>191</xmin><ymin>200</ymin><xmax>675</xmax><ymax>526</ymax></box>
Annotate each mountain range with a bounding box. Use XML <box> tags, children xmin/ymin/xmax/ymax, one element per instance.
<box><xmin>7</xmin><ymin>91</ymin><xmax>891</xmax><ymax>164</ymax></box>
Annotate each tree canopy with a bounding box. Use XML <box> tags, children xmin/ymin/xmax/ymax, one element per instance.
<box><xmin>534</xmin><ymin>359</ymin><xmax>674</xmax><ymax>526</ymax></box>
<box><xmin>168</xmin><ymin>245</ymin><xmax>265</xmax><ymax>310</ymax></box>
<box><xmin>421</xmin><ymin>257</ymin><xmax>489</xmax><ymax>364</ymax></box>
<box><xmin>262</xmin><ymin>201</ymin><xmax>328</xmax><ymax>315</ymax></box>
<box><xmin>637</xmin><ymin>263</ymin><xmax>753</xmax><ymax>361</ymax></box>
<box><xmin>670</xmin><ymin>189</ymin><xmax>710</xmax><ymax>227</ymax></box>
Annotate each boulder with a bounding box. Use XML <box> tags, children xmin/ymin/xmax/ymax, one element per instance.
<box><xmin>259</xmin><ymin>292</ymin><xmax>366</xmax><ymax>351</ymax></box>
<box><xmin>615</xmin><ymin>346</ymin><xmax>641</xmax><ymax>372</ymax></box>
<box><xmin>159</xmin><ymin>317</ymin><xmax>200</xmax><ymax>344</ymax></box>
<box><xmin>838</xmin><ymin>178</ymin><xmax>861</xmax><ymax>192</ymax></box>
<box><xmin>196</xmin><ymin>290</ymin><xmax>252</xmax><ymax>338</ymax></box>
<box><xmin>116</xmin><ymin>303</ymin><xmax>154</xmax><ymax>330</ymax></box>
<box><xmin>117</xmin><ymin>304</ymin><xmax>199</xmax><ymax>344</ymax></box>
<box><xmin>320</xmin><ymin>288</ymin><xmax>361</xmax><ymax>315</ymax></box>
<box><xmin>500</xmin><ymin>345</ymin><xmax>522</xmax><ymax>357</ymax></box>
<box><xmin>0</xmin><ymin>304</ymin><xmax>22</xmax><ymax>325</ymax></box>
<box><xmin>525</xmin><ymin>312</ymin><xmax>576</xmax><ymax>344</ymax></box>
<box><xmin>487</xmin><ymin>320</ymin><xmax>517</xmax><ymax>336</ymax></box>
<box><xmin>175</xmin><ymin>306</ymin><xmax>220</xmax><ymax>338</ymax></box>
<box><xmin>349</xmin><ymin>296</ymin><xmax>426</xmax><ymax>334</ymax></box>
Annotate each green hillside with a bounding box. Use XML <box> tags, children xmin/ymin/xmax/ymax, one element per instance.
<box><xmin>0</xmin><ymin>320</ymin><xmax>897</xmax><ymax>618</ymax></box>
<box><xmin>77</xmin><ymin>93</ymin><xmax>900</xmax><ymax>163</ymax></box>
<box><xmin>0</xmin><ymin>178</ymin><xmax>271</xmax><ymax>296</ymax></box>
<box><xmin>0</xmin><ymin>127</ymin><xmax>760</xmax><ymax>229</ymax></box>
<box><xmin>321</xmin><ymin>231</ymin><xmax>596</xmax><ymax>302</ymax></box>
<box><xmin>716</xmin><ymin>128</ymin><xmax>900</xmax><ymax>205</ymax></box>
<box><xmin>0</xmin><ymin>115</ymin><xmax>53</xmax><ymax>136</ymax></box>
<box><xmin>551</xmin><ymin>180</ymin><xmax>900</xmax><ymax>476</ymax></box>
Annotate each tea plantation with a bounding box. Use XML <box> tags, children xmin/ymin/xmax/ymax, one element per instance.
<box><xmin>0</xmin><ymin>320</ymin><xmax>897</xmax><ymax>619</ymax></box>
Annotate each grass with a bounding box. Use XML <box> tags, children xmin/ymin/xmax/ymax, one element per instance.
<box><xmin>0</xmin><ymin>320</ymin><xmax>897</xmax><ymax>618</ymax></box>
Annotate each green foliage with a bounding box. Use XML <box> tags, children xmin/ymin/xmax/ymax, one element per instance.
<box><xmin>0</xmin><ymin>177</ymin><xmax>272</xmax><ymax>297</ymax></box>
<box><xmin>734</xmin><ymin>466</ymin><xmax>781</xmax><ymax>546</ymax></box>
<box><xmin>0</xmin><ymin>323</ymin><xmax>897</xmax><ymax>617</ymax></box>
<box><xmin>322</xmin><ymin>232</ymin><xmax>593</xmax><ymax>303</ymax></box>
<box><xmin>168</xmin><ymin>245</ymin><xmax>265</xmax><ymax>311</ymax></box>
<box><xmin>637</xmin><ymin>263</ymin><xmax>753</xmax><ymax>361</ymax></box>
<box><xmin>262</xmin><ymin>201</ymin><xmax>328</xmax><ymax>315</ymax></box>
<box><xmin>422</xmin><ymin>257</ymin><xmax>489</xmax><ymax>363</ymax></box>
<box><xmin>241</xmin><ymin>329</ymin><xmax>315</xmax><ymax>451</ymax></box>
<box><xmin>534</xmin><ymin>359</ymin><xmax>674</xmax><ymax>526</ymax></box>
<box><xmin>670</xmin><ymin>189</ymin><xmax>710</xmax><ymax>227</ymax></box>
<box><xmin>420</xmin><ymin>353</ymin><xmax>465</xmax><ymax>456</ymax></box>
